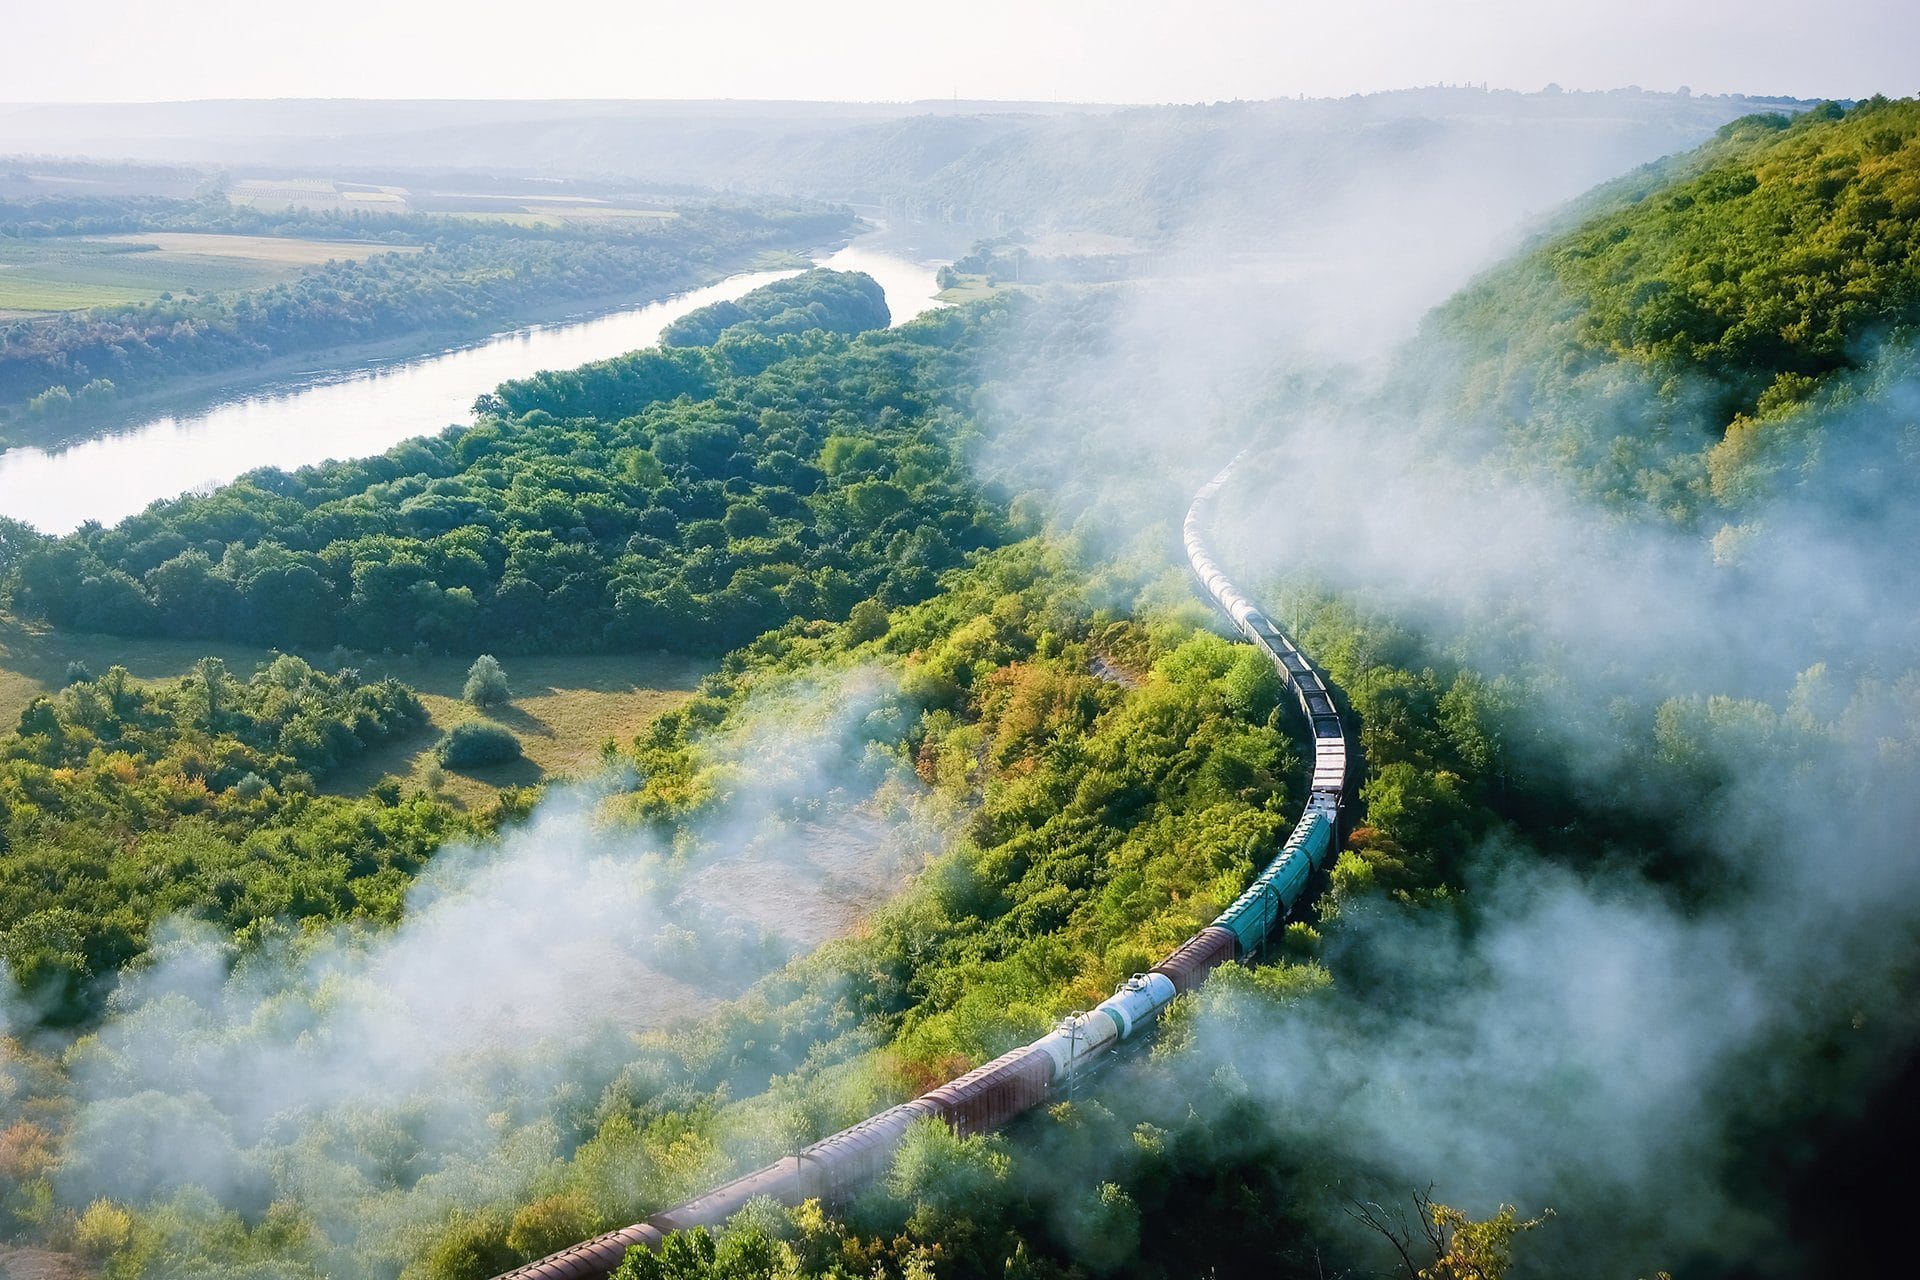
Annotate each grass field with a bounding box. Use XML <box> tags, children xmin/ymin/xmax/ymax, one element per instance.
<box><xmin>935</xmin><ymin>272</ymin><xmax>1020</xmax><ymax>302</ymax></box>
<box><xmin>321</xmin><ymin>649</ymin><xmax>710</xmax><ymax>807</ymax></box>
<box><xmin>0</xmin><ymin>232</ymin><xmax>419</xmax><ymax>313</ymax></box>
<box><xmin>434</xmin><ymin>205</ymin><xmax>679</xmax><ymax>229</ymax></box>
<box><xmin>438</xmin><ymin>211</ymin><xmax>568</xmax><ymax>228</ymax></box>
<box><xmin>0</xmin><ymin>614</ymin><xmax>710</xmax><ymax>808</ymax></box>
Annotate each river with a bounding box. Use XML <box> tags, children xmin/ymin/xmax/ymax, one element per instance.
<box><xmin>0</xmin><ymin>228</ymin><xmax>950</xmax><ymax>533</ymax></box>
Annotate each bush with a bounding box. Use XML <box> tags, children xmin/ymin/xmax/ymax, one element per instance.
<box><xmin>436</xmin><ymin>721</ymin><xmax>522</xmax><ymax>768</ymax></box>
<box><xmin>846</xmin><ymin>598</ymin><xmax>890</xmax><ymax>643</ymax></box>
<box><xmin>62</xmin><ymin>660</ymin><xmax>92</xmax><ymax>685</ymax></box>
<box><xmin>415</xmin><ymin>1210</ymin><xmax>516</xmax><ymax>1280</ymax></box>
<box><xmin>506</xmin><ymin>1194</ymin><xmax>599</xmax><ymax>1259</ymax></box>
<box><xmin>463</xmin><ymin>654</ymin><xmax>510</xmax><ymax>707</ymax></box>
<box><xmin>74</xmin><ymin>1199</ymin><xmax>135</xmax><ymax>1258</ymax></box>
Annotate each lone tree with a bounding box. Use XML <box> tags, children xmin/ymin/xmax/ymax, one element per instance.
<box><xmin>464</xmin><ymin>654</ymin><xmax>510</xmax><ymax>707</ymax></box>
<box><xmin>1349</xmin><ymin>1189</ymin><xmax>1552</xmax><ymax>1280</ymax></box>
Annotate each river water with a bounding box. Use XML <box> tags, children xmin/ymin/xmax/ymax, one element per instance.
<box><xmin>0</xmin><ymin>230</ymin><xmax>949</xmax><ymax>533</ymax></box>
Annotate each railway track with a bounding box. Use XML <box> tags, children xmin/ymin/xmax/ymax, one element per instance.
<box><xmin>497</xmin><ymin>455</ymin><xmax>1350</xmax><ymax>1279</ymax></box>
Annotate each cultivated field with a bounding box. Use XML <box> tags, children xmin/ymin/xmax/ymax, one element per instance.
<box><xmin>0</xmin><ymin>232</ymin><xmax>418</xmax><ymax>313</ymax></box>
<box><xmin>226</xmin><ymin>177</ymin><xmax>409</xmax><ymax>211</ymax></box>
<box><xmin>224</xmin><ymin>174</ymin><xmax>684</xmax><ymax>229</ymax></box>
<box><xmin>439</xmin><ymin>205</ymin><xmax>681</xmax><ymax>228</ymax></box>
<box><xmin>0</xmin><ymin>614</ymin><xmax>710</xmax><ymax>807</ymax></box>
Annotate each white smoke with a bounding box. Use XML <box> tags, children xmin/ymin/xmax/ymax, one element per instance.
<box><xmin>42</xmin><ymin>664</ymin><xmax>934</xmax><ymax>1270</ymax></box>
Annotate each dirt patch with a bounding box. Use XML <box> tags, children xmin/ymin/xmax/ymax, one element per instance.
<box><xmin>0</xmin><ymin>1248</ymin><xmax>91</xmax><ymax>1280</ymax></box>
<box><xmin>681</xmin><ymin>809</ymin><xmax>921</xmax><ymax>952</ymax></box>
<box><xmin>434</xmin><ymin>933</ymin><xmax>710</xmax><ymax>1043</ymax></box>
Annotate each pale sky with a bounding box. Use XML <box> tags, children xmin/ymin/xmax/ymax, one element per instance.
<box><xmin>5</xmin><ymin>0</ymin><xmax>1915</xmax><ymax>104</ymax></box>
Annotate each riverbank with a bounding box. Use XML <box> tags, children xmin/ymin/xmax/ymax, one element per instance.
<box><xmin>0</xmin><ymin>231</ymin><xmax>947</xmax><ymax>532</ymax></box>
<box><xmin>0</xmin><ymin>246</ymin><xmax>816</xmax><ymax>453</ymax></box>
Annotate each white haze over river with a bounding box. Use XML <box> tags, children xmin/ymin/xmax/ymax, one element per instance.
<box><xmin>0</xmin><ymin>228</ymin><xmax>947</xmax><ymax>533</ymax></box>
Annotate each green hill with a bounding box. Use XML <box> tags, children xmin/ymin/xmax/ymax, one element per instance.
<box><xmin>1414</xmin><ymin>96</ymin><xmax>1920</xmax><ymax>516</ymax></box>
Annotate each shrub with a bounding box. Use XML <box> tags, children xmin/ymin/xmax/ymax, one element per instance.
<box><xmin>846</xmin><ymin>598</ymin><xmax>890</xmax><ymax>643</ymax></box>
<box><xmin>436</xmin><ymin>721</ymin><xmax>522</xmax><ymax>768</ymax></box>
<box><xmin>506</xmin><ymin>1194</ymin><xmax>599</xmax><ymax>1259</ymax></box>
<box><xmin>463</xmin><ymin>654</ymin><xmax>511</xmax><ymax>707</ymax></box>
<box><xmin>74</xmin><ymin>1199</ymin><xmax>135</xmax><ymax>1258</ymax></box>
<box><xmin>62</xmin><ymin>660</ymin><xmax>92</xmax><ymax>685</ymax></box>
<box><xmin>415</xmin><ymin>1210</ymin><xmax>516</xmax><ymax>1280</ymax></box>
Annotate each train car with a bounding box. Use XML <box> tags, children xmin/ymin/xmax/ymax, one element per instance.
<box><xmin>1211</xmin><ymin>810</ymin><xmax>1333</xmax><ymax>955</ymax></box>
<box><xmin>924</xmin><ymin>1044</ymin><xmax>1055</xmax><ymax>1135</ymax></box>
<box><xmin>504</xmin><ymin>1223</ymin><xmax>667</xmax><ymax>1280</ymax></box>
<box><xmin>648</xmin><ymin>1160</ymin><xmax>805</xmax><ymax>1233</ymax></box>
<box><xmin>1099</xmin><ymin>972</ymin><xmax>1178</xmax><ymax>1037</ymax></box>
<box><xmin>1151</xmin><ymin>925</ymin><xmax>1239</xmax><ymax>992</ymax></box>
<box><xmin>1031</xmin><ymin>1011</ymin><xmax>1117</xmax><ymax>1080</ymax></box>
<box><xmin>795</xmin><ymin>1099</ymin><xmax>942</xmax><ymax>1201</ymax></box>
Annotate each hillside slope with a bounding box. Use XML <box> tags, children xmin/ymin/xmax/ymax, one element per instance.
<box><xmin>1411</xmin><ymin>96</ymin><xmax>1920</xmax><ymax>516</ymax></box>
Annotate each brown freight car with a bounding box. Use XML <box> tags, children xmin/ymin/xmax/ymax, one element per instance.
<box><xmin>922</xmin><ymin>1044</ymin><xmax>1054</xmax><ymax>1136</ymax></box>
<box><xmin>500</xmin><ymin>1221</ymin><xmax>666</xmax><ymax>1280</ymax></box>
<box><xmin>796</xmin><ymin>1098</ymin><xmax>942</xmax><ymax>1201</ymax></box>
<box><xmin>647</xmin><ymin>1159</ymin><xmax>805</xmax><ymax>1233</ymax></box>
<box><xmin>1151</xmin><ymin>925</ymin><xmax>1238</xmax><ymax>993</ymax></box>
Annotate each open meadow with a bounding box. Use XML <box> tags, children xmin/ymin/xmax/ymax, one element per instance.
<box><xmin>0</xmin><ymin>613</ymin><xmax>709</xmax><ymax>807</ymax></box>
<box><xmin>0</xmin><ymin>231</ymin><xmax>418</xmax><ymax>314</ymax></box>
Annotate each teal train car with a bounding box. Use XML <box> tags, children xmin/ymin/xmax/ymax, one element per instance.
<box><xmin>1212</xmin><ymin>809</ymin><xmax>1334</xmax><ymax>954</ymax></box>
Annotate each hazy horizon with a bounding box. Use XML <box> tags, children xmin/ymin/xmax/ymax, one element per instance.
<box><xmin>8</xmin><ymin>0</ymin><xmax>1916</xmax><ymax>106</ymax></box>
<box><xmin>0</xmin><ymin>86</ymin><xmax>1830</xmax><ymax>110</ymax></box>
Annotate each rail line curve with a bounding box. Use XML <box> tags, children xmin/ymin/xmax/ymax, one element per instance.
<box><xmin>496</xmin><ymin>455</ymin><xmax>1351</xmax><ymax>1279</ymax></box>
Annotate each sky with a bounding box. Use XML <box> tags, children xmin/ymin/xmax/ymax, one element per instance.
<box><xmin>5</xmin><ymin>0</ymin><xmax>1916</xmax><ymax>104</ymax></box>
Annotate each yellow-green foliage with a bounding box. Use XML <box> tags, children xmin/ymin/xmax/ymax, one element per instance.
<box><xmin>1447</xmin><ymin>98</ymin><xmax>1920</xmax><ymax>396</ymax></box>
<box><xmin>625</xmin><ymin>543</ymin><xmax>1299</xmax><ymax>1085</ymax></box>
<box><xmin>1426</xmin><ymin>97</ymin><xmax>1920</xmax><ymax>513</ymax></box>
<box><xmin>1422</xmin><ymin>1199</ymin><xmax>1554</xmax><ymax>1280</ymax></box>
<box><xmin>73</xmin><ymin>1198</ymin><xmax>135</xmax><ymax>1257</ymax></box>
<box><xmin>1553</xmin><ymin>100</ymin><xmax>1920</xmax><ymax>385</ymax></box>
<box><xmin>0</xmin><ymin>655</ymin><xmax>474</xmax><ymax>1020</ymax></box>
<box><xmin>505</xmin><ymin>1194</ymin><xmax>601</xmax><ymax>1261</ymax></box>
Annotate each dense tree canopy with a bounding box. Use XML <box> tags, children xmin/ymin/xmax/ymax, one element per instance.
<box><xmin>661</xmin><ymin>269</ymin><xmax>890</xmax><ymax>347</ymax></box>
<box><xmin>1</xmin><ymin>94</ymin><xmax>1915</xmax><ymax>1280</ymax></box>
<box><xmin>1415</xmin><ymin>97</ymin><xmax>1920</xmax><ymax>514</ymax></box>
<box><xmin>6</xmin><ymin>280</ymin><xmax>1018</xmax><ymax>655</ymax></box>
<box><xmin>0</xmin><ymin>654</ymin><xmax>476</xmax><ymax>1021</ymax></box>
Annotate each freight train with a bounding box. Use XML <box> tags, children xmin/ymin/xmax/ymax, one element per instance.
<box><xmin>497</xmin><ymin>457</ymin><xmax>1350</xmax><ymax>1280</ymax></box>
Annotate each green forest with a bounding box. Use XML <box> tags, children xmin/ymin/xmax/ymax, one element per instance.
<box><xmin>1417</xmin><ymin>95</ymin><xmax>1920</xmax><ymax>516</ymax></box>
<box><xmin>660</xmin><ymin>270</ymin><xmax>891</xmax><ymax>347</ymax></box>
<box><xmin>0</xmin><ymin>655</ymin><xmax>482</xmax><ymax>1024</ymax></box>
<box><xmin>0</xmin><ymin>93</ymin><xmax>1913</xmax><ymax>1280</ymax></box>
